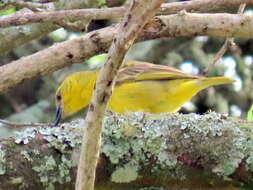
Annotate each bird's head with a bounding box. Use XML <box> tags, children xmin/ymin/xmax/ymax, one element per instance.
<box><xmin>53</xmin><ymin>71</ymin><xmax>98</xmax><ymax>126</ymax></box>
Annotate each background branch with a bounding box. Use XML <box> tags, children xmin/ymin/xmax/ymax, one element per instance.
<box><xmin>0</xmin><ymin>0</ymin><xmax>101</xmax><ymax>55</ymax></box>
<box><xmin>203</xmin><ymin>3</ymin><xmax>247</xmax><ymax>75</ymax></box>
<box><xmin>0</xmin><ymin>0</ymin><xmax>252</xmax><ymax>28</ymax></box>
<box><xmin>0</xmin><ymin>0</ymin><xmax>250</xmax><ymax>54</ymax></box>
<box><xmin>0</xmin><ymin>7</ymin><xmax>123</xmax><ymax>28</ymax></box>
<box><xmin>0</xmin><ymin>13</ymin><xmax>253</xmax><ymax>93</ymax></box>
<box><xmin>158</xmin><ymin>0</ymin><xmax>252</xmax><ymax>14</ymax></box>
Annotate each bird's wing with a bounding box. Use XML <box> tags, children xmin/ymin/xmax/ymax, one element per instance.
<box><xmin>116</xmin><ymin>61</ymin><xmax>201</xmax><ymax>84</ymax></box>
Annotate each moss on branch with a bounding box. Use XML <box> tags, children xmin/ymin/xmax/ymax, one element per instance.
<box><xmin>0</xmin><ymin>112</ymin><xmax>252</xmax><ymax>190</ymax></box>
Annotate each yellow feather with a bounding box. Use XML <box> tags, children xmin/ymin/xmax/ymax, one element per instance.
<box><xmin>55</xmin><ymin>61</ymin><xmax>235</xmax><ymax>117</ymax></box>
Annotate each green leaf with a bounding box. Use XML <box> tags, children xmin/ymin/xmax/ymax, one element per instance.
<box><xmin>239</xmin><ymin>185</ymin><xmax>252</xmax><ymax>190</ymax></box>
<box><xmin>247</xmin><ymin>104</ymin><xmax>253</xmax><ymax>121</ymax></box>
<box><xmin>86</xmin><ymin>54</ymin><xmax>107</xmax><ymax>68</ymax></box>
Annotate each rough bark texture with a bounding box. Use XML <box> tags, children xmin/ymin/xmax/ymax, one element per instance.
<box><xmin>1</xmin><ymin>0</ymin><xmax>252</xmax><ymax>28</ymax></box>
<box><xmin>75</xmin><ymin>0</ymin><xmax>165</xmax><ymax>190</ymax></box>
<box><xmin>1</xmin><ymin>13</ymin><xmax>253</xmax><ymax>93</ymax></box>
<box><xmin>0</xmin><ymin>7</ymin><xmax>124</xmax><ymax>28</ymax></box>
<box><xmin>158</xmin><ymin>0</ymin><xmax>253</xmax><ymax>15</ymax></box>
<box><xmin>0</xmin><ymin>112</ymin><xmax>253</xmax><ymax>190</ymax></box>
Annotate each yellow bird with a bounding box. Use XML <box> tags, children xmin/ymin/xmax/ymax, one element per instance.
<box><xmin>54</xmin><ymin>61</ymin><xmax>234</xmax><ymax>125</ymax></box>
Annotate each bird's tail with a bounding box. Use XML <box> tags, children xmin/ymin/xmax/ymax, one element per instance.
<box><xmin>199</xmin><ymin>76</ymin><xmax>235</xmax><ymax>88</ymax></box>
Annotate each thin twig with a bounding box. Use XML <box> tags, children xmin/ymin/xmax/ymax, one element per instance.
<box><xmin>203</xmin><ymin>3</ymin><xmax>246</xmax><ymax>75</ymax></box>
<box><xmin>14</xmin><ymin>1</ymin><xmax>48</xmax><ymax>12</ymax></box>
<box><xmin>34</xmin><ymin>0</ymin><xmax>58</xmax><ymax>3</ymax></box>
<box><xmin>0</xmin><ymin>119</ymin><xmax>50</xmax><ymax>128</ymax></box>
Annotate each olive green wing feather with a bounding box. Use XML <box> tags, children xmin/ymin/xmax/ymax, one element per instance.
<box><xmin>116</xmin><ymin>61</ymin><xmax>201</xmax><ymax>85</ymax></box>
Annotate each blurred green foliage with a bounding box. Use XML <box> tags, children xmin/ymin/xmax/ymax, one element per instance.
<box><xmin>247</xmin><ymin>104</ymin><xmax>253</xmax><ymax>121</ymax></box>
<box><xmin>0</xmin><ymin>8</ymin><xmax>16</xmax><ymax>16</ymax></box>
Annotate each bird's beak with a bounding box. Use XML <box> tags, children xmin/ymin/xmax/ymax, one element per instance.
<box><xmin>53</xmin><ymin>100</ymin><xmax>62</xmax><ymax>127</ymax></box>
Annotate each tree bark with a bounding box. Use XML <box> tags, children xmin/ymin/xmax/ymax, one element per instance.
<box><xmin>0</xmin><ymin>0</ymin><xmax>101</xmax><ymax>54</ymax></box>
<box><xmin>75</xmin><ymin>0</ymin><xmax>165</xmax><ymax>190</ymax></box>
<box><xmin>1</xmin><ymin>0</ymin><xmax>252</xmax><ymax>28</ymax></box>
<box><xmin>0</xmin><ymin>112</ymin><xmax>252</xmax><ymax>190</ymax></box>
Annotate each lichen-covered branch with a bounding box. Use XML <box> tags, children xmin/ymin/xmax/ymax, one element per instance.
<box><xmin>1</xmin><ymin>12</ymin><xmax>253</xmax><ymax>93</ymax></box>
<box><xmin>76</xmin><ymin>0</ymin><xmax>164</xmax><ymax>190</ymax></box>
<box><xmin>1</xmin><ymin>0</ymin><xmax>252</xmax><ymax>28</ymax></box>
<box><xmin>0</xmin><ymin>112</ymin><xmax>253</xmax><ymax>190</ymax></box>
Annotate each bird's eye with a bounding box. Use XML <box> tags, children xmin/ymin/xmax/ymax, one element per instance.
<box><xmin>56</xmin><ymin>93</ymin><xmax>62</xmax><ymax>101</ymax></box>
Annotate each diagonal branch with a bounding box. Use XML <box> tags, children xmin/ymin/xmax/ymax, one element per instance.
<box><xmin>75</xmin><ymin>0</ymin><xmax>165</xmax><ymax>190</ymax></box>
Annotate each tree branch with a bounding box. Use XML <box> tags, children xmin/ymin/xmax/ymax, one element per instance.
<box><xmin>203</xmin><ymin>3</ymin><xmax>247</xmax><ymax>75</ymax></box>
<box><xmin>0</xmin><ymin>0</ymin><xmax>100</xmax><ymax>55</ymax></box>
<box><xmin>75</xmin><ymin>0</ymin><xmax>165</xmax><ymax>190</ymax></box>
<box><xmin>0</xmin><ymin>0</ymin><xmax>250</xmax><ymax>54</ymax></box>
<box><xmin>0</xmin><ymin>0</ymin><xmax>252</xmax><ymax>28</ymax></box>
<box><xmin>158</xmin><ymin>0</ymin><xmax>252</xmax><ymax>15</ymax></box>
<box><xmin>0</xmin><ymin>112</ymin><xmax>253</xmax><ymax>190</ymax></box>
<box><xmin>0</xmin><ymin>7</ymin><xmax>123</xmax><ymax>28</ymax></box>
<box><xmin>0</xmin><ymin>0</ymin><xmax>55</xmax><ymax>10</ymax></box>
<box><xmin>1</xmin><ymin>13</ymin><xmax>253</xmax><ymax>93</ymax></box>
